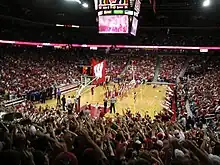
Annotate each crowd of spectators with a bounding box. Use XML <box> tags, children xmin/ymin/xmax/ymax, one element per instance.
<box><xmin>0</xmin><ymin>43</ymin><xmax>220</xmax><ymax>165</ymax></box>
<box><xmin>0</xmin><ymin>47</ymin><xmax>81</xmax><ymax>100</ymax></box>
<box><xmin>1</xmin><ymin>86</ymin><xmax>220</xmax><ymax>165</ymax></box>
<box><xmin>0</xmin><ymin>45</ymin><xmax>197</xmax><ymax>101</ymax></box>
<box><xmin>123</xmin><ymin>55</ymin><xmax>156</xmax><ymax>82</ymax></box>
<box><xmin>105</xmin><ymin>55</ymin><xmax>129</xmax><ymax>80</ymax></box>
<box><xmin>158</xmin><ymin>56</ymin><xmax>187</xmax><ymax>83</ymax></box>
<box><xmin>187</xmin><ymin>55</ymin><xmax>220</xmax><ymax>118</ymax></box>
<box><xmin>175</xmin><ymin>54</ymin><xmax>220</xmax><ymax>132</ymax></box>
<box><xmin>0</xmin><ymin>45</ymin><xmax>189</xmax><ymax>101</ymax></box>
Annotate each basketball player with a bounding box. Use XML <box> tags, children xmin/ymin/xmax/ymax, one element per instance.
<box><xmin>104</xmin><ymin>91</ymin><xmax>107</xmax><ymax>98</ymax></box>
<box><xmin>91</xmin><ymin>86</ymin><xmax>94</xmax><ymax>96</ymax></box>
<box><xmin>114</xmin><ymin>86</ymin><xmax>118</xmax><ymax>97</ymax></box>
<box><xmin>110</xmin><ymin>89</ymin><xmax>114</xmax><ymax>98</ymax></box>
<box><xmin>108</xmin><ymin>89</ymin><xmax>112</xmax><ymax>99</ymax></box>
<box><xmin>134</xmin><ymin>91</ymin><xmax>137</xmax><ymax>103</ymax></box>
<box><xmin>118</xmin><ymin>87</ymin><xmax>122</xmax><ymax>98</ymax></box>
<box><xmin>103</xmin><ymin>81</ymin><xmax>106</xmax><ymax>90</ymax></box>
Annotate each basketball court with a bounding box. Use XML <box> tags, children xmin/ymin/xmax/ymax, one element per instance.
<box><xmin>36</xmin><ymin>84</ymin><xmax>167</xmax><ymax>118</ymax></box>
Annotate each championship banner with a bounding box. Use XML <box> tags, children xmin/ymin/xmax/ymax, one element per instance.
<box><xmin>92</xmin><ymin>59</ymin><xmax>106</xmax><ymax>84</ymax></box>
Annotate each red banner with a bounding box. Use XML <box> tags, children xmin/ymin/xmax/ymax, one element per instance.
<box><xmin>91</xmin><ymin>58</ymin><xmax>97</xmax><ymax>75</ymax></box>
<box><xmin>92</xmin><ymin>59</ymin><xmax>106</xmax><ymax>84</ymax></box>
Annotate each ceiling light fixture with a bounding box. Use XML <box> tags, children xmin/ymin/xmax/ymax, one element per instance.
<box><xmin>82</xmin><ymin>3</ymin><xmax>88</xmax><ymax>8</ymax></box>
<box><xmin>65</xmin><ymin>0</ymin><xmax>82</xmax><ymax>4</ymax></box>
<box><xmin>203</xmin><ymin>0</ymin><xmax>210</xmax><ymax>7</ymax></box>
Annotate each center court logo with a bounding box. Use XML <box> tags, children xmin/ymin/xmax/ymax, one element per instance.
<box><xmin>94</xmin><ymin>62</ymin><xmax>104</xmax><ymax>79</ymax></box>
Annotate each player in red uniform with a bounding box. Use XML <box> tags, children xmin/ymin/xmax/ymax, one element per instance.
<box><xmin>91</xmin><ymin>86</ymin><xmax>94</xmax><ymax>95</ymax></box>
<box><xmin>114</xmin><ymin>88</ymin><xmax>118</xmax><ymax>97</ymax></box>
<box><xmin>103</xmin><ymin>81</ymin><xmax>106</xmax><ymax>90</ymax></box>
<box><xmin>109</xmin><ymin>89</ymin><xmax>113</xmax><ymax>98</ymax></box>
<box><xmin>104</xmin><ymin>88</ymin><xmax>108</xmax><ymax>98</ymax></box>
<box><xmin>104</xmin><ymin>91</ymin><xmax>107</xmax><ymax>98</ymax></box>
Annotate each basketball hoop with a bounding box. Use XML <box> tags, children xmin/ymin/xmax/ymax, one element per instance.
<box><xmin>76</xmin><ymin>75</ymin><xmax>98</xmax><ymax>98</ymax></box>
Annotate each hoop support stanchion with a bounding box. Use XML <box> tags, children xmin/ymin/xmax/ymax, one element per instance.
<box><xmin>78</xmin><ymin>77</ymin><xmax>98</xmax><ymax>97</ymax></box>
<box><xmin>75</xmin><ymin>76</ymin><xmax>98</xmax><ymax>100</ymax></box>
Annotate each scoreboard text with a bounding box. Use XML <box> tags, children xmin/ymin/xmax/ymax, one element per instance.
<box><xmin>97</xmin><ymin>0</ymin><xmax>129</xmax><ymax>10</ymax></box>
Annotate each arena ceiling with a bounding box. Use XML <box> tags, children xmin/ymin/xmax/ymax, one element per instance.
<box><xmin>0</xmin><ymin>0</ymin><xmax>220</xmax><ymax>27</ymax></box>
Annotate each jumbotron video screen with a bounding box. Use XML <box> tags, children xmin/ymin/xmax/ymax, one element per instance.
<box><xmin>94</xmin><ymin>0</ymin><xmax>141</xmax><ymax>36</ymax></box>
<box><xmin>98</xmin><ymin>15</ymin><xmax>129</xmax><ymax>33</ymax></box>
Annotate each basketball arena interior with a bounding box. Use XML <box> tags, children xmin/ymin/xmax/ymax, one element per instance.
<box><xmin>0</xmin><ymin>0</ymin><xmax>220</xmax><ymax>165</ymax></box>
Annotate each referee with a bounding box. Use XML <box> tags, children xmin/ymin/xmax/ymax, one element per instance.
<box><xmin>110</xmin><ymin>96</ymin><xmax>116</xmax><ymax>114</ymax></box>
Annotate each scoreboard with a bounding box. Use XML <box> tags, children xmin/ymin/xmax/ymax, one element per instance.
<box><xmin>98</xmin><ymin>0</ymin><xmax>129</xmax><ymax>10</ymax></box>
<box><xmin>94</xmin><ymin>0</ymin><xmax>141</xmax><ymax>35</ymax></box>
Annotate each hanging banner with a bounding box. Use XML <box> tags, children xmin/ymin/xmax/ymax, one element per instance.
<box><xmin>92</xmin><ymin>59</ymin><xmax>107</xmax><ymax>84</ymax></box>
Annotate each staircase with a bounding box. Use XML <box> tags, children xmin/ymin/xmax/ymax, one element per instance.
<box><xmin>153</xmin><ymin>55</ymin><xmax>161</xmax><ymax>82</ymax></box>
<box><xmin>182</xmin><ymin>55</ymin><xmax>212</xmax><ymax>117</ymax></box>
<box><xmin>177</xmin><ymin>56</ymin><xmax>192</xmax><ymax>83</ymax></box>
<box><xmin>119</xmin><ymin>59</ymin><xmax>131</xmax><ymax>76</ymax></box>
<box><xmin>185</xmin><ymin>99</ymin><xmax>193</xmax><ymax>117</ymax></box>
<box><xmin>201</xmin><ymin>55</ymin><xmax>212</xmax><ymax>73</ymax></box>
